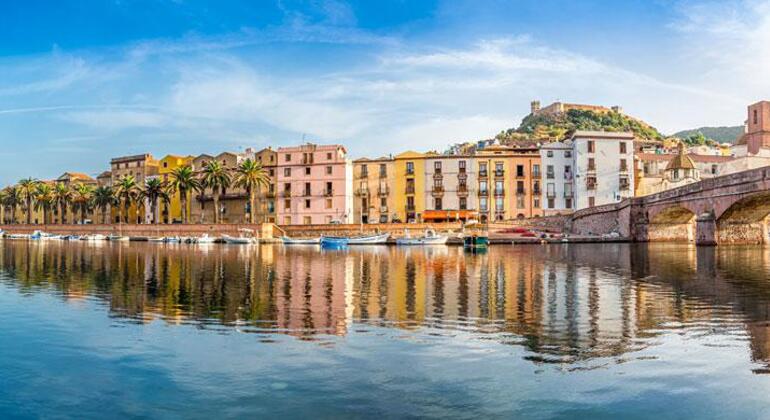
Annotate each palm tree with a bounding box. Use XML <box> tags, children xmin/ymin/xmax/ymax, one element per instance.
<box><xmin>0</xmin><ymin>189</ymin><xmax>7</xmax><ymax>224</ymax></box>
<box><xmin>54</xmin><ymin>182</ymin><xmax>72</xmax><ymax>224</ymax></box>
<box><xmin>139</xmin><ymin>178</ymin><xmax>168</xmax><ymax>224</ymax></box>
<box><xmin>71</xmin><ymin>183</ymin><xmax>94</xmax><ymax>224</ymax></box>
<box><xmin>114</xmin><ymin>175</ymin><xmax>139</xmax><ymax>224</ymax></box>
<box><xmin>3</xmin><ymin>186</ymin><xmax>21</xmax><ymax>224</ymax></box>
<box><xmin>18</xmin><ymin>178</ymin><xmax>39</xmax><ymax>224</ymax></box>
<box><xmin>34</xmin><ymin>183</ymin><xmax>55</xmax><ymax>224</ymax></box>
<box><xmin>167</xmin><ymin>165</ymin><xmax>200</xmax><ymax>224</ymax></box>
<box><xmin>200</xmin><ymin>161</ymin><xmax>231</xmax><ymax>224</ymax></box>
<box><xmin>234</xmin><ymin>158</ymin><xmax>270</xmax><ymax>224</ymax></box>
<box><xmin>92</xmin><ymin>186</ymin><xmax>114</xmax><ymax>224</ymax></box>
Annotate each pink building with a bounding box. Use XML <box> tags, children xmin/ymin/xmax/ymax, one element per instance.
<box><xmin>276</xmin><ymin>143</ymin><xmax>353</xmax><ymax>225</ymax></box>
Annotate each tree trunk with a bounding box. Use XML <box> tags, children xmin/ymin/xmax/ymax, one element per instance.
<box><xmin>213</xmin><ymin>191</ymin><xmax>220</xmax><ymax>224</ymax></box>
<box><xmin>151</xmin><ymin>199</ymin><xmax>157</xmax><ymax>224</ymax></box>
<box><xmin>26</xmin><ymin>199</ymin><xmax>31</xmax><ymax>224</ymax></box>
<box><xmin>181</xmin><ymin>191</ymin><xmax>188</xmax><ymax>224</ymax></box>
<box><xmin>249</xmin><ymin>190</ymin><xmax>256</xmax><ymax>224</ymax></box>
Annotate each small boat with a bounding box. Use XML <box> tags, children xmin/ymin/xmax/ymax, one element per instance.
<box><xmin>148</xmin><ymin>237</ymin><xmax>165</xmax><ymax>243</ymax></box>
<box><xmin>6</xmin><ymin>233</ymin><xmax>31</xmax><ymax>240</ymax></box>
<box><xmin>347</xmin><ymin>232</ymin><xmax>390</xmax><ymax>245</ymax></box>
<box><xmin>282</xmin><ymin>236</ymin><xmax>321</xmax><ymax>245</ymax></box>
<box><xmin>30</xmin><ymin>230</ymin><xmax>44</xmax><ymax>240</ymax></box>
<box><xmin>396</xmin><ymin>229</ymin><xmax>448</xmax><ymax>246</ymax></box>
<box><xmin>163</xmin><ymin>236</ymin><xmax>182</xmax><ymax>243</ymax></box>
<box><xmin>222</xmin><ymin>234</ymin><xmax>257</xmax><ymax>245</ymax></box>
<box><xmin>463</xmin><ymin>234</ymin><xmax>489</xmax><ymax>249</ymax></box>
<box><xmin>320</xmin><ymin>236</ymin><xmax>349</xmax><ymax>249</ymax></box>
<box><xmin>107</xmin><ymin>234</ymin><xmax>129</xmax><ymax>241</ymax></box>
<box><xmin>194</xmin><ymin>234</ymin><xmax>217</xmax><ymax>244</ymax></box>
<box><xmin>81</xmin><ymin>234</ymin><xmax>107</xmax><ymax>241</ymax></box>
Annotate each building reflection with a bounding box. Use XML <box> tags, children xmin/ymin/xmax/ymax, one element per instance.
<box><xmin>5</xmin><ymin>241</ymin><xmax>770</xmax><ymax>370</ymax></box>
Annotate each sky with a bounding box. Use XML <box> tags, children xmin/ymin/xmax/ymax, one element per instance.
<box><xmin>0</xmin><ymin>0</ymin><xmax>768</xmax><ymax>185</ymax></box>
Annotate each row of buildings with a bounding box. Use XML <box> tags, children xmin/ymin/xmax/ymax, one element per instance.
<box><xmin>13</xmin><ymin>100</ymin><xmax>770</xmax><ymax>225</ymax></box>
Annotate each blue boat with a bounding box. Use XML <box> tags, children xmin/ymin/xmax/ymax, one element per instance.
<box><xmin>320</xmin><ymin>236</ymin><xmax>349</xmax><ymax>249</ymax></box>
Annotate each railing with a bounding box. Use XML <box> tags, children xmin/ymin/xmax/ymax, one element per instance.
<box><xmin>303</xmin><ymin>190</ymin><xmax>312</xmax><ymax>197</ymax></box>
<box><xmin>379</xmin><ymin>171</ymin><xmax>387</xmax><ymax>178</ymax></box>
<box><xmin>479</xmin><ymin>170</ymin><xmax>488</xmax><ymax>178</ymax></box>
<box><xmin>431</xmin><ymin>186</ymin><xmax>444</xmax><ymax>197</ymax></box>
<box><xmin>405</xmin><ymin>205</ymin><xmax>415</xmax><ymax>212</ymax></box>
<box><xmin>479</xmin><ymin>189</ymin><xmax>489</xmax><ymax>196</ymax></box>
<box><xmin>494</xmin><ymin>188</ymin><xmax>505</xmax><ymax>196</ymax></box>
<box><xmin>282</xmin><ymin>190</ymin><xmax>292</xmax><ymax>197</ymax></box>
<box><xmin>406</xmin><ymin>169</ymin><xmax>414</xmax><ymax>175</ymax></box>
<box><xmin>516</xmin><ymin>188</ymin><xmax>526</xmax><ymax>195</ymax></box>
<box><xmin>355</xmin><ymin>187</ymin><xmax>369</xmax><ymax>196</ymax></box>
<box><xmin>378</xmin><ymin>186</ymin><xmax>390</xmax><ymax>195</ymax></box>
<box><xmin>380</xmin><ymin>206</ymin><xmax>388</xmax><ymax>213</ymax></box>
<box><xmin>564</xmin><ymin>190</ymin><xmax>573</xmax><ymax>197</ymax></box>
<box><xmin>324</xmin><ymin>189</ymin><xmax>334</xmax><ymax>197</ymax></box>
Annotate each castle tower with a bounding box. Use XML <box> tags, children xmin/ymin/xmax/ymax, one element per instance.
<box><xmin>530</xmin><ymin>100</ymin><xmax>540</xmax><ymax>114</ymax></box>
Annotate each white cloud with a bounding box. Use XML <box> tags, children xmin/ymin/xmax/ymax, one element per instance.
<box><xmin>59</xmin><ymin>110</ymin><xmax>168</xmax><ymax>130</ymax></box>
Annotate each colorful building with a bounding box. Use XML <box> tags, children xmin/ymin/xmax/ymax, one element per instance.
<box><xmin>393</xmin><ymin>151</ymin><xmax>426</xmax><ymax>223</ymax></box>
<box><xmin>422</xmin><ymin>154</ymin><xmax>478</xmax><ymax>222</ymax></box>
<box><xmin>352</xmin><ymin>157</ymin><xmax>394</xmax><ymax>223</ymax></box>
<box><xmin>275</xmin><ymin>143</ymin><xmax>353</xmax><ymax>225</ymax></box>
<box><xmin>109</xmin><ymin>154</ymin><xmax>159</xmax><ymax>223</ymax></box>
<box><xmin>158</xmin><ymin>154</ymin><xmax>193</xmax><ymax>224</ymax></box>
<box><xmin>475</xmin><ymin>145</ymin><xmax>542</xmax><ymax>222</ymax></box>
<box><xmin>253</xmin><ymin>147</ymin><xmax>277</xmax><ymax>223</ymax></box>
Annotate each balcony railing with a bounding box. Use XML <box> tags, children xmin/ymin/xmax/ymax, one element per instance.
<box><xmin>324</xmin><ymin>189</ymin><xmax>334</xmax><ymax>197</ymax></box>
<box><xmin>533</xmin><ymin>186</ymin><xmax>541</xmax><ymax>195</ymax></box>
<box><xmin>547</xmin><ymin>190</ymin><xmax>556</xmax><ymax>198</ymax></box>
<box><xmin>494</xmin><ymin>170</ymin><xmax>505</xmax><ymax>178</ymax></box>
<box><xmin>564</xmin><ymin>190</ymin><xmax>573</xmax><ymax>197</ymax></box>
<box><xmin>405</xmin><ymin>204</ymin><xmax>416</xmax><ymax>212</ymax></box>
<box><xmin>457</xmin><ymin>185</ymin><xmax>469</xmax><ymax>197</ymax></box>
<box><xmin>380</xmin><ymin>205</ymin><xmax>388</xmax><ymax>213</ymax></box>
<box><xmin>282</xmin><ymin>190</ymin><xmax>292</xmax><ymax>197</ymax></box>
<box><xmin>494</xmin><ymin>188</ymin><xmax>505</xmax><ymax>196</ymax></box>
<box><xmin>479</xmin><ymin>189</ymin><xmax>489</xmax><ymax>196</ymax></box>
<box><xmin>378</xmin><ymin>185</ymin><xmax>390</xmax><ymax>196</ymax></box>
<box><xmin>431</xmin><ymin>186</ymin><xmax>444</xmax><ymax>197</ymax></box>
<box><xmin>516</xmin><ymin>188</ymin><xmax>526</xmax><ymax>195</ymax></box>
<box><xmin>406</xmin><ymin>169</ymin><xmax>414</xmax><ymax>175</ymax></box>
<box><xmin>355</xmin><ymin>187</ymin><xmax>369</xmax><ymax>196</ymax></box>
<box><xmin>303</xmin><ymin>190</ymin><xmax>312</xmax><ymax>197</ymax></box>
<box><xmin>379</xmin><ymin>170</ymin><xmax>387</xmax><ymax>178</ymax></box>
<box><xmin>479</xmin><ymin>170</ymin><xmax>488</xmax><ymax>178</ymax></box>
<box><xmin>357</xmin><ymin>171</ymin><xmax>369</xmax><ymax>179</ymax></box>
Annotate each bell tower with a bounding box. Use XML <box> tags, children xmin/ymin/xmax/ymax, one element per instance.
<box><xmin>745</xmin><ymin>101</ymin><xmax>770</xmax><ymax>154</ymax></box>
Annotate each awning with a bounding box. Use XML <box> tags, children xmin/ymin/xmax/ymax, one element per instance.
<box><xmin>422</xmin><ymin>209</ymin><xmax>478</xmax><ymax>221</ymax></box>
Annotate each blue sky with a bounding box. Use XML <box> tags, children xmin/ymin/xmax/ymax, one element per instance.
<box><xmin>0</xmin><ymin>0</ymin><xmax>767</xmax><ymax>185</ymax></box>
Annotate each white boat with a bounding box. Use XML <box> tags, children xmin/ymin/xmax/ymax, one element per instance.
<box><xmin>6</xmin><ymin>233</ymin><xmax>30</xmax><ymax>240</ymax></box>
<box><xmin>163</xmin><ymin>236</ymin><xmax>182</xmax><ymax>243</ymax></box>
<box><xmin>348</xmin><ymin>232</ymin><xmax>390</xmax><ymax>245</ymax></box>
<box><xmin>396</xmin><ymin>229</ymin><xmax>448</xmax><ymax>246</ymax></box>
<box><xmin>194</xmin><ymin>234</ymin><xmax>217</xmax><ymax>244</ymax></box>
<box><xmin>148</xmin><ymin>237</ymin><xmax>165</xmax><ymax>243</ymax></box>
<box><xmin>82</xmin><ymin>234</ymin><xmax>107</xmax><ymax>241</ymax></box>
<box><xmin>107</xmin><ymin>234</ymin><xmax>129</xmax><ymax>241</ymax></box>
<box><xmin>222</xmin><ymin>234</ymin><xmax>257</xmax><ymax>245</ymax></box>
<box><xmin>282</xmin><ymin>236</ymin><xmax>321</xmax><ymax>245</ymax></box>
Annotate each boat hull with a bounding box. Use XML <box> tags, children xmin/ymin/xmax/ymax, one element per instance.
<box><xmin>395</xmin><ymin>236</ymin><xmax>448</xmax><ymax>246</ymax></box>
<box><xmin>282</xmin><ymin>236</ymin><xmax>321</xmax><ymax>245</ymax></box>
<box><xmin>347</xmin><ymin>233</ymin><xmax>390</xmax><ymax>245</ymax></box>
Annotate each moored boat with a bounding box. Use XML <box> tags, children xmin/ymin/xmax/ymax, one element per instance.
<box><xmin>347</xmin><ymin>232</ymin><xmax>390</xmax><ymax>245</ymax></box>
<box><xmin>395</xmin><ymin>229</ymin><xmax>448</xmax><ymax>246</ymax></box>
<box><xmin>107</xmin><ymin>234</ymin><xmax>129</xmax><ymax>241</ymax></box>
<box><xmin>82</xmin><ymin>234</ymin><xmax>107</xmax><ymax>241</ymax></box>
<box><xmin>282</xmin><ymin>236</ymin><xmax>321</xmax><ymax>245</ymax></box>
<box><xmin>320</xmin><ymin>236</ymin><xmax>349</xmax><ymax>249</ymax></box>
<box><xmin>194</xmin><ymin>234</ymin><xmax>217</xmax><ymax>244</ymax></box>
<box><xmin>148</xmin><ymin>237</ymin><xmax>165</xmax><ymax>243</ymax></box>
<box><xmin>463</xmin><ymin>234</ymin><xmax>489</xmax><ymax>249</ymax></box>
<box><xmin>221</xmin><ymin>234</ymin><xmax>257</xmax><ymax>245</ymax></box>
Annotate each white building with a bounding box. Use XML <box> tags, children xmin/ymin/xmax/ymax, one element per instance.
<box><xmin>423</xmin><ymin>155</ymin><xmax>477</xmax><ymax>215</ymax></box>
<box><xmin>540</xmin><ymin>141</ymin><xmax>574</xmax><ymax>215</ymax></box>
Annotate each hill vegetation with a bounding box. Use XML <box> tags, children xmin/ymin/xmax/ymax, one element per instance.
<box><xmin>672</xmin><ymin>126</ymin><xmax>743</xmax><ymax>144</ymax></box>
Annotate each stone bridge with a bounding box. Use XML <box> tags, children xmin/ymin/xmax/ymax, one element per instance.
<box><xmin>569</xmin><ymin>166</ymin><xmax>770</xmax><ymax>245</ymax></box>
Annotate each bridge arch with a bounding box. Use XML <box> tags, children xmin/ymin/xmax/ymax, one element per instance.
<box><xmin>716</xmin><ymin>192</ymin><xmax>770</xmax><ymax>245</ymax></box>
<box><xmin>647</xmin><ymin>205</ymin><xmax>696</xmax><ymax>242</ymax></box>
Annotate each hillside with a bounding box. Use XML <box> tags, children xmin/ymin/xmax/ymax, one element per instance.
<box><xmin>495</xmin><ymin>109</ymin><xmax>665</xmax><ymax>144</ymax></box>
<box><xmin>672</xmin><ymin>126</ymin><xmax>743</xmax><ymax>144</ymax></box>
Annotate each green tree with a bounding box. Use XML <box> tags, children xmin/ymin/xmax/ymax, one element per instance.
<box><xmin>139</xmin><ymin>178</ymin><xmax>168</xmax><ymax>224</ymax></box>
<box><xmin>92</xmin><ymin>185</ymin><xmax>114</xmax><ymax>224</ymax></box>
<box><xmin>34</xmin><ymin>183</ymin><xmax>55</xmax><ymax>224</ymax></box>
<box><xmin>54</xmin><ymin>182</ymin><xmax>73</xmax><ymax>224</ymax></box>
<box><xmin>18</xmin><ymin>178</ymin><xmax>40</xmax><ymax>224</ymax></box>
<box><xmin>234</xmin><ymin>158</ymin><xmax>270</xmax><ymax>223</ymax></box>
<box><xmin>71</xmin><ymin>183</ymin><xmax>94</xmax><ymax>224</ymax></box>
<box><xmin>167</xmin><ymin>165</ymin><xmax>200</xmax><ymax>224</ymax></box>
<box><xmin>200</xmin><ymin>161</ymin><xmax>231</xmax><ymax>224</ymax></box>
<box><xmin>114</xmin><ymin>175</ymin><xmax>140</xmax><ymax>224</ymax></box>
<box><xmin>3</xmin><ymin>186</ymin><xmax>21</xmax><ymax>224</ymax></box>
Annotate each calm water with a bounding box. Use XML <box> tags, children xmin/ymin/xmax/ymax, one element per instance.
<box><xmin>2</xmin><ymin>241</ymin><xmax>770</xmax><ymax>418</ymax></box>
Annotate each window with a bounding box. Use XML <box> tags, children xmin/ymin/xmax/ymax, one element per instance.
<box><xmin>564</xmin><ymin>165</ymin><xmax>572</xmax><ymax>179</ymax></box>
<box><xmin>546</xmin><ymin>165</ymin><xmax>554</xmax><ymax>179</ymax></box>
<box><xmin>162</xmin><ymin>162</ymin><xmax>168</xmax><ymax>168</ymax></box>
<box><xmin>379</xmin><ymin>164</ymin><xmax>387</xmax><ymax>177</ymax></box>
<box><xmin>433</xmin><ymin>178</ymin><xmax>442</xmax><ymax>188</ymax></box>
<box><xmin>533</xmin><ymin>180</ymin><xmax>540</xmax><ymax>194</ymax></box>
<box><xmin>516</xmin><ymin>195</ymin><xmax>525</xmax><ymax>209</ymax></box>
<box><xmin>565</xmin><ymin>151</ymin><xmax>572</xmax><ymax>158</ymax></box>
<box><xmin>516</xmin><ymin>165</ymin><xmax>524</xmax><ymax>177</ymax></box>
<box><xmin>588</xmin><ymin>158</ymin><xmax>595</xmax><ymax>171</ymax></box>
<box><xmin>587</xmin><ymin>140</ymin><xmax>595</xmax><ymax>153</ymax></box>
<box><xmin>326</xmin><ymin>166</ymin><xmax>333</xmax><ymax>175</ymax></box>
<box><xmin>327</xmin><ymin>152</ymin><xmax>332</xmax><ymax>160</ymax></box>
<box><xmin>586</xmin><ymin>176</ymin><xmax>597</xmax><ymax>190</ymax></box>
<box><xmin>479</xmin><ymin>180</ymin><xmax>488</xmax><ymax>194</ymax></box>
<box><xmin>620</xmin><ymin>142</ymin><xmax>627</xmax><ymax>154</ymax></box>
<box><xmin>479</xmin><ymin>162</ymin><xmax>487</xmax><ymax>176</ymax></box>
<box><xmin>304</xmin><ymin>182</ymin><xmax>311</xmax><ymax>196</ymax></box>
<box><xmin>564</xmin><ymin>183</ymin><xmax>573</xmax><ymax>197</ymax></box>
<box><xmin>284</xmin><ymin>199</ymin><xmax>291</xmax><ymax>209</ymax></box>
<box><xmin>480</xmin><ymin>198</ymin><xmax>488</xmax><ymax>211</ymax></box>
<box><xmin>284</xmin><ymin>168</ymin><xmax>291</xmax><ymax>177</ymax></box>
<box><xmin>303</xmin><ymin>216</ymin><xmax>312</xmax><ymax>225</ymax></box>
<box><xmin>406</xmin><ymin>196</ymin><xmax>415</xmax><ymax>210</ymax></box>
<box><xmin>565</xmin><ymin>198</ymin><xmax>572</xmax><ymax>209</ymax></box>
<box><xmin>326</xmin><ymin>199</ymin><xmax>333</xmax><ymax>209</ymax></box>
<box><xmin>547</xmin><ymin>198</ymin><xmax>554</xmax><ymax>209</ymax></box>
<box><xmin>495</xmin><ymin>180</ymin><xmax>504</xmax><ymax>195</ymax></box>
<box><xmin>547</xmin><ymin>183</ymin><xmax>555</xmax><ymax>197</ymax></box>
<box><xmin>547</xmin><ymin>150</ymin><xmax>554</xmax><ymax>158</ymax></box>
<box><xmin>516</xmin><ymin>181</ymin><xmax>525</xmax><ymax>194</ymax></box>
<box><xmin>534</xmin><ymin>197</ymin><xmax>540</xmax><ymax>208</ymax></box>
<box><xmin>588</xmin><ymin>196</ymin><xmax>595</xmax><ymax>207</ymax></box>
<box><xmin>284</xmin><ymin>216</ymin><xmax>291</xmax><ymax>225</ymax></box>
<box><xmin>495</xmin><ymin>162</ymin><xmax>504</xmax><ymax>176</ymax></box>
<box><xmin>435</xmin><ymin>198</ymin><xmax>442</xmax><ymax>210</ymax></box>
<box><xmin>495</xmin><ymin>197</ymin><xmax>504</xmax><ymax>211</ymax></box>
<box><xmin>283</xmin><ymin>182</ymin><xmax>291</xmax><ymax>192</ymax></box>
<box><xmin>754</xmin><ymin>109</ymin><xmax>758</xmax><ymax>124</ymax></box>
<box><xmin>711</xmin><ymin>165</ymin><xmax>718</xmax><ymax>175</ymax></box>
<box><xmin>285</xmin><ymin>154</ymin><xmax>291</xmax><ymax>162</ymax></box>
<box><xmin>305</xmin><ymin>167</ymin><xmax>311</xmax><ymax>175</ymax></box>
<box><xmin>406</xmin><ymin>162</ymin><xmax>414</xmax><ymax>175</ymax></box>
<box><xmin>533</xmin><ymin>164</ymin><xmax>540</xmax><ymax>178</ymax></box>
<box><xmin>326</xmin><ymin>182</ymin><xmax>333</xmax><ymax>195</ymax></box>
<box><xmin>434</xmin><ymin>161</ymin><xmax>442</xmax><ymax>173</ymax></box>
<box><xmin>361</xmin><ymin>198</ymin><xmax>368</xmax><ymax>209</ymax></box>
<box><xmin>380</xmin><ymin>197</ymin><xmax>386</xmax><ymax>207</ymax></box>
<box><xmin>269</xmin><ymin>168</ymin><xmax>275</xmax><ymax>177</ymax></box>
<box><xmin>459</xmin><ymin>160</ymin><xmax>466</xmax><ymax>172</ymax></box>
<box><xmin>406</xmin><ymin>179</ymin><xmax>415</xmax><ymax>194</ymax></box>
<box><xmin>305</xmin><ymin>199</ymin><xmax>311</xmax><ymax>209</ymax></box>
<box><xmin>620</xmin><ymin>159</ymin><xmax>628</xmax><ymax>172</ymax></box>
<box><xmin>360</xmin><ymin>165</ymin><xmax>368</xmax><ymax>177</ymax></box>
<box><xmin>459</xmin><ymin>197</ymin><xmax>467</xmax><ymax>210</ymax></box>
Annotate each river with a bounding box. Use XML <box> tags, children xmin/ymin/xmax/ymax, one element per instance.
<box><xmin>1</xmin><ymin>241</ymin><xmax>769</xmax><ymax>418</ymax></box>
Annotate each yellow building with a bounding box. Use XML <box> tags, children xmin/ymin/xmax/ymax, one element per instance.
<box><xmin>158</xmin><ymin>154</ymin><xmax>194</xmax><ymax>224</ymax></box>
<box><xmin>475</xmin><ymin>145</ymin><xmax>542</xmax><ymax>221</ymax></box>
<box><xmin>393</xmin><ymin>151</ymin><xmax>426</xmax><ymax>222</ymax></box>
<box><xmin>352</xmin><ymin>156</ymin><xmax>394</xmax><ymax>223</ymax></box>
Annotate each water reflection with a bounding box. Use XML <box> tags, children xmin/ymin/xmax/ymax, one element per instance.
<box><xmin>3</xmin><ymin>241</ymin><xmax>770</xmax><ymax>370</ymax></box>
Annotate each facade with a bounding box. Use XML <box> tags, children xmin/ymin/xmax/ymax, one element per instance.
<box><xmin>353</xmin><ymin>157</ymin><xmax>394</xmax><ymax>223</ymax></box>
<box><xmin>539</xmin><ymin>141</ymin><xmax>575</xmax><ymax>216</ymax></box>
<box><xmin>275</xmin><ymin>144</ymin><xmax>353</xmax><ymax>225</ymax></box>
<box><xmin>53</xmin><ymin>172</ymin><xmax>98</xmax><ymax>224</ymax></box>
<box><xmin>572</xmin><ymin>131</ymin><xmax>635</xmax><ymax>209</ymax></box>
<box><xmin>422</xmin><ymin>155</ymin><xmax>478</xmax><ymax>222</ymax></box>
<box><xmin>475</xmin><ymin>145</ymin><xmax>542</xmax><ymax>222</ymax></box>
<box><xmin>393</xmin><ymin>151</ymin><xmax>426</xmax><ymax>223</ymax></box>
<box><xmin>253</xmin><ymin>147</ymin><xmax>278</xmax><ymax>223</ymax></box>
<box><xmin>110</xmin><ymin>154</ymin><xmax>159</xmax><ymax>223</ymax></box>
<box><xmin>158</xmin><ymin>154</ymin><xmax>193</xmax><ymax>224</ymax></box>
<box><xmin>737</xmin><ymin>101</ymin><xmax>770</xmax><ymax>155</ymax></box>
<box><xmin>190</xmin><ymin>152</ymin><xmax>251</xmax><ymax>224</ymax></box>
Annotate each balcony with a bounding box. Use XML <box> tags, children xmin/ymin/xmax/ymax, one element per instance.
<box><xmin>433</xmin><ymin>172</ymin><xmax>443</xmax><ymax>180</ymax></box>
<box><xmin>378</xmin><ymin>185</ymin><xmax>390</xmax><ymax>196</ymax></box>
<box><xmin>564</xmin><ymin>190</ymin><xmax>573</xmax><ymax>198</ymax></box>
<box><xmin>457</xmin><ymin>171</ymin><xmax>467</xmax><ymax>181</ymax></box>
<box><xmin>302</xmin><ymin>190</ymin><xmax>312</xmax><ymax>197</ymax></box>
<box><xmin>324</xmin><ymin>189</ymin><xmax>334</xmax><ymax>197</ymax></box>
<box><xmin>494</xmin><ymin>170</ymin><xmax>505</xmax><ymax>178</ymax></box>
<box><xmin>516</xmin><ymin>188</ymin><xmax>526</xmax><ymax>195</ymax></box>
<box><xmin>380</xmin><ymin>205</ymin><xmax>388</xmax><ymax>213</ymax></box>
<box><xmin>266</xmin><ymin>190</ymin><xmax>276</xmax><ymax>198</ymax></box>
<box><xmin>405</xmin><ymin>186</ymin><xmax>415</xmax><ymax>194</ymax></box>
<box><xmin>282</xmin><ymin>190</ymin><xmax>292</xmax><ymax>197</ymax></box>
<box><xmin>431</xmin><ymin>186</ymin><xmax>444</xmax><ymax>198</ymax></box>
<box><xmin>494</xmin><ymin>188</ymin><xmax>505</xmax><ymax>197</ymax></box>
<box><xmin>405</xmin><ymin>204</ymin><xmax>416</xmax><ymax>212</ymax></box>
<box><xmin>546</xmin><ymin>172</ymin><xmax>555</xmax><ymax>180</ymax></box>
<box><xmin>357</xmin><ymin>171</ymin><xmax>369</xmax><ymax>179</ymax></box>
<box><xmin>379</xmin><ymin>171</ymin><xmax>387</xmax><ymax>179</ymax></box>
<box><xmin>479</xmin><ymin>189</ymin><xmax>489</xmax><ymax>197</ymax></box>
<box><xmin>457</xmin><ymin>185</ymin><xmax>469</xmax><ymax>197</ymax></box>
<box><xmin>533</xmin><ymin>186</ymin><xmax>541</xmax><ymax>195</ymax></box>
<box><xmin>547</xmin><ymin>190</ymin><xmax>556</xmax><ymax>198</ymax></box>
<box><xmin>586</xmin><ymin>178</ymin><xmax>597</xmax><ymax>190</ymax></box>
<box><xmin>619</xmin><ymin>178</ymin><xmax>630</xmax><ymax>191</ymax></box>
<box><xmin>479</xmin><ymin>170</ymin><xmax>488</xmax><ymax>178</ymax></box>
<box><xmin>406</xmin><ymin>169</ymin><xmax>414</xmax><ymax>176</ymax></box>
<box><xmin>515</xmin><ymin>172</ymin><xmax>525</xmax><ymax>179</ymax></box>
<box><xmin>355</xmin><ymin>187</ymin><xmax>369</xmax><ymax>196</ymax></box>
